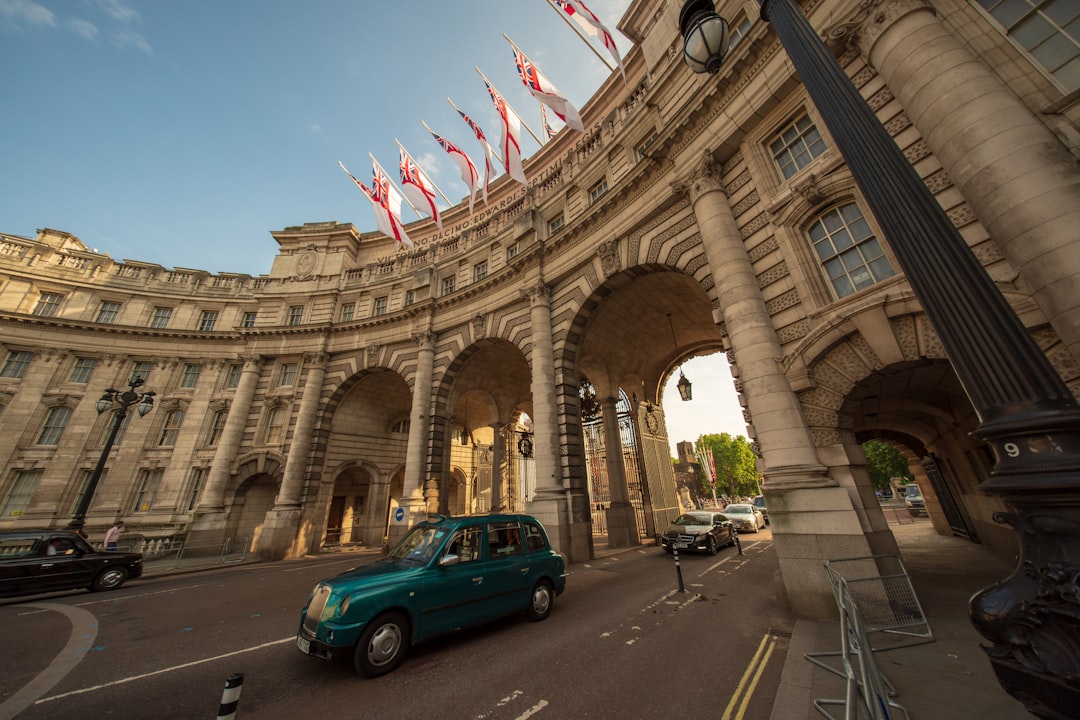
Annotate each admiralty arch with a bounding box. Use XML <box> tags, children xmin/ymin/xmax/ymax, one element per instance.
<box><xmin>1</xmin><ymin>0</ymin><xmax>1078</xmax><ymax>621</ymax></box>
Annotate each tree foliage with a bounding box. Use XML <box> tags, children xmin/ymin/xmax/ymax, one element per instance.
<box><xmin>695</xmin><ymin>433</ymin><xmax>759</xmax><ymax>500</ymax></box>
<box><xmin>862</xmin><ymin>440</ymin><xmax>911</xmax><ymax>489</ymax></box>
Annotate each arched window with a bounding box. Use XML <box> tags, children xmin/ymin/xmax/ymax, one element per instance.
<box><xmin>807</xmin><ymin>203</ymin><xmax>895</xmax><ymax>299</ymax></box>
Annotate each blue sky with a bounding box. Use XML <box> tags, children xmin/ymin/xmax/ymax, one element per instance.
<box><xmin>0</xmin><ymin>0</ymin><xmax>747</xmax><ymax>449</ymax></box>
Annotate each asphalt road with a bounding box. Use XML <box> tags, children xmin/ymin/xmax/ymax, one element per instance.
<box><xmin>2</xmin><ymin>529</ymin><xmax>790</xmax><ymax>720</ymax></box>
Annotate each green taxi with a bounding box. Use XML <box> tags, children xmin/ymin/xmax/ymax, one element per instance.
<box><xmin>296</xmin><ymin>513</ymin><xmax>567</xmax><ymax>677</ymax></box>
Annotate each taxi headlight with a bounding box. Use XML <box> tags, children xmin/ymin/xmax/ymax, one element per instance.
<box><xmin>338</xmin><ymin>595</ymin><xmax>351</xmax><ymax>617</ymax></box>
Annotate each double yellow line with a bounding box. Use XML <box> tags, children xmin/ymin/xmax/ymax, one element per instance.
<box><xmin>722</xmin><ymin>633</ymin><xmax>778</xmax><ymax>720</ymax></box>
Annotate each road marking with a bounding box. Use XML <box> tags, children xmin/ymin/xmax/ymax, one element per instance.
<box><xmin>514</xmin><ymin>700</ymin><xmax>548</xmax><ymax>719</ymax></box>
<box><xmin>283</xmin><ymin>558</ymin><xmax>364</xmax><ymax>573</ymax></box>
<box><xmin>721</xmin><ymin>633</ymin><xmax>778</xmax><ymax>720</ymax></box>
<box><xmin>74</xmin><ymin>584</ymin><xmax>207</xmax><ymax>606</ymax></box>
<box><xmin>34</xmin><ymin>637</ymin><xmax>294</xmax><ymax>704</ymax></box>
<box><xmin>0</xmin><ymin>603</ymin><xmax>98</xmax><ymax>720</ymax></box>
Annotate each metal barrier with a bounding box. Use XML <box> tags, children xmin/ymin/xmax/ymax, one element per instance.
<box><xmin>807</xmin><ymin>554</ymin><xmax>932</xmax><ymax>718</ymax></box>
<box><xmin>140</xmin><ymin>536</ymin><xmax>250</xmax><ymax>576</ymax></box>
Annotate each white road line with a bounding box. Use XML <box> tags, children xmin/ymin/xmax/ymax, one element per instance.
<box><xmin>515</xmin><ymin>700</ymin><xmax>549</xmax><ymax>719</ymax></box>
<box><xmin>74</xmin><ymin>584</ymin><xmax>207</xmax><ymax>606</ymax></box>
<box><xmin>283</xmin><ymin>559</ymin><xmax>362</xmax><ymax>573</ymax></box>
<box><xmin>34</xmin><ymin>637</ymin><xmax>294</xmax><ymax>704</ymax></box>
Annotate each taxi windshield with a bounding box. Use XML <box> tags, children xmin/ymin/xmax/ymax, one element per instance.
<box><xmin>388</xmin><ymin>525</ymin><xmax>449</xmax><ymax>564</ymax></box>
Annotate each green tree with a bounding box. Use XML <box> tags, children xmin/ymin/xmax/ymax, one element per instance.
<box><xmin>695</xmin><ymin>433</ymin><xmax>758</xmax><ymax>500</ymax></box>
<box><xmin>862</xmin><ymin>440</ymin><xmax>911</xmax><ymax>490</ymax></box>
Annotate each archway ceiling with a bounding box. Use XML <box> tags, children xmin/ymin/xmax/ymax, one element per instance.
<box><xmin>580</xmin><ymin>271</ymin><xmax>721</xmax><ymax>402</ymax></box>
<box><xmin>450</xmin><ymin>340</ymin><xmax>532</xmax><ymax>429</ymax></box>
<box><xmin>332</xmin><ymin>368</ymin><xmax>411</xmax><ymax>434</ymax></box>
<box><xmin>848</xmin><ymin>361</ymin><xmax>975</xmax><ymax>451</ymax></box>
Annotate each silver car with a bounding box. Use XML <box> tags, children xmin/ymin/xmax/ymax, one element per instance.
<box><xmin>721</xmin><ymin>503</ymin><xmax>766</xmax><ymax>533</ymax></box>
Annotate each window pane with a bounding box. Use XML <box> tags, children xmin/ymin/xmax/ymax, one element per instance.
<box><xmin>1014</xmin><ymin>14</ymin><xmax>1055</xmax><ymax>48</ymax></box>
<box><xmin>2</xmin><ymin>470</ymin><xmax>40</xmax><ymax>516</ymax></box>
<box><xmin>37</xmin><ymin>406</ymin><xmax>73</xmax><ymax>445</ymax></box>
<box><xmin>1</xmin><ymin>351</ymin><xmax>33</xmax><ymax>378</ymax></box>
<box><xmin>69</xmin><ymin>358</ymin><xmax>97</xmax><ymax>383</ymax></box>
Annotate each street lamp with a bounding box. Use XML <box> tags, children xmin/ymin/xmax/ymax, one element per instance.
<box><xmin>668</xmin><ymin>313</ymin><xmax>692</xmax><ymax>401</ymax></box>
<box><xmin>681</xmin><ymin>1</ymin><xmax>1080</xmax><ymax>716</ymax></box>
<box><xmin>68</xmin><ymin>376</ymin><xmax>156</xmax><ymax>533</ymax></box>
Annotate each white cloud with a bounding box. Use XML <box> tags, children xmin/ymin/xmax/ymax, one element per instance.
<box><xmin>111</xmin><ymin>28</ymin><xmax>150</xmax><ymax>54</ymax></box>
<box><xmin>97</xmin><ymin>0</ymin><xmax>139</xmax><ymax>23</ymax></box>
<box><xmin>67</xmin><ymin>17</ymin><xmax>98</xmax><ymax>40</ymax></box>
<box><xmin>0</xmin><ymin>0</ymin><xmax>56</xmax><ymax>27</ymax></box>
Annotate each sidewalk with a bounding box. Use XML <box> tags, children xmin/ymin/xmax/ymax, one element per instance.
<box><xmin>771</xmin><ymin>519</ymin><xmax>1032</xmax><ymax>719</ymax></box>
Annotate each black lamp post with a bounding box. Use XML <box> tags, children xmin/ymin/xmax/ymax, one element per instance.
<box><xmin>680</xmin><ymin>1</ymin><xmax>1080</xmax><ymax>717</ymax></box>
<box><xmin>68</xmin><ymin>377</ymin><xmax>156</xmax><ymax>533</ymax></box>
<box><xmin>668</xmin><ymin>313</ymin><xmax>693</xmax><ymax>401</ymax></box>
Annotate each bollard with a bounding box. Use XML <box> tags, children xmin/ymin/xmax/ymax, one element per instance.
<box><xmin>672</xmin><ymin>546</ymin><xmax>686</xmax><ymax>593</ymax></box>
<box><xmin>216</xmin><ymin>673</ymin><xmax>244</xmax><ymax>720</ymax></box>
<box><xmin>735</xmin><ymin>531</ymin><xmax>743</xmax><ymax>556</ymax></box>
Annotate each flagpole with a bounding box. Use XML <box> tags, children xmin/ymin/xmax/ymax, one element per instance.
<box><xmin>474</xmin><ymin>66</ymin><xmax>544</xmax><ymax>147</ymax></box>
<box><xmin>395</xmin><ymin>138</ymin><xmax>453</xmax><ymax>208</ymax></box>
<box><xmin>369</xmin><ymin>152</ymin><xmax>423</xmax><ymax>220</ymax></box>
<box><xmin>446</xmin><ymin>97</ymin><xmax>503</xmax><ymax>164</ymax></box>
<box><xmin>543</xmin><ymin>0</ymin><xmax>615</xmax><ymax>71</ymax></box>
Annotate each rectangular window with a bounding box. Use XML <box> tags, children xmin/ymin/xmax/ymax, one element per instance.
<box><xmin>265</xmin><ymin>407</ymin><xmax>285</xmax><ymax>444</ymax></box>
<box><xmin>180</xmin><ymin>364</ymin><xmax>202</xmax><ymax>388</ymax></box>
<box><xmin>199</xmin><ymin>310</ymin><xmax>218</xmax><ymax>332</ymax></box>
<box><xmin>548</xmin><ymin>215</ymin><xmax>565</xmax><ymax>235</ymax></box>
<box><xmin>37</xmin><ymin>406</ymin><xmax>73</xmax><ymax>445</ymax></box>
<box><xmin>279</xmin><ymin>363</ymin><xmax>297</xmax><ymax>386</ymax></box>
<box><xmin>96</xmin><ymin>301</ymin><xmax>122</xmax><ymax>324</ymax></box>
<box><xmin>224</xmin><ymin>363</ymin><xmax>243</xmax><ymax>389</ymax></box>
<box><xmin>131</xmin><ymin>361</ymin><xmax>153</xmax><ymax>383</ymax></box>
<box><xmin>588</xmin><ymin>178</ymin><xmax>609</xmax><ymax>204</ymax></box>
<box><xmin>158</xmin><ymin>410</ymin><xmax>184</xmax><ymax>447</ymax></box>
<box><xmin>506</xmin><ymin>244</ymin><xmax>519</xmax><ymax>261</ymax></box>
<box><xmin>403</xmin><ymin>291</ymin><xmax>415</xmax><ymax>307</ymax></box>
<box><xmin>33</xmin><ymin>292</ymin><xmax>64</xmax><ymax>317</ymax></box>
<box><xmin>636</xmin><ymin>130</ymin><xmax>659</xmax><ymax>160</ymax></box>
<box><xmin>150</xmin><ymin>307</ymin><xmax>173</xmax><ymax>329</ymax></box>
<box><xmin>373</xmin><ymin>297</ymin><xmax>388</xmax><ymax>316</ymax></box>
<box><xmin>241</xmin><ymin>311</ymin><xmax>257</xmax><ymax>328</ymax></box>
<box><xmin>2</xmin><ymin>469</ymin><xmax>41</xmax><ymax>517</ymax></box>
<box><xmin>70</xmin><ymin>470</ymin><xmax>93</xmax><ymax>515</ymax></box>
<box><xmin>473</xmin><ymin>261</ymin><xmax>488</xmax><ymax>283</ymax></box>
<box><xmin>186</xmin><ymin>468</ymin><xmax>205</xmax><ymax>511</ymax></box>
<box><xmin>809</xmin><ymin>202</ymin><xmax>896</xmax><ymax>299</ymax></box>
<box><xmin>340</xmin><ymin>303</ymin><xmax>355</xmax><ymax>322</ymax></box>
<box><xmin>0</xmin><ymin>351</ymin><xmax>33</xmax><ymax>379</ymax></box>
<box><xmin>288</xmin><ymin>306</ymin><xmax>303</xmax><ymax>325</ymax></box>
<box><xmin>975</xmin><ymin>0</ymin><xmax>1080</xmax><ymax>92</ymax></box>
<box><xmin>442</xmin><ymin>277</ymin><xmax>456</xmax><ymax>295</ymax></box>
<box><xmin>727</xmin><ymin>14</ymin><xmax>753</xmax><ymax>51</ymax></box>
<box><xmin>207</xmin><ymin>410</ymin><xmax>227</xmax><ymax>445</ymax></box>
<box><xmin>132</xmin><ymin>469</ymin><xmax>163</xmax><ymax>513</ymax></box>
<box><xmin>770</xmin><ymin>113</ymin><xmax>827</xmax><ymax>179</ymax></box>
<box><xmin>69</xmin><ymin>357</ymin><xmax>97</xmax><ymax>384</ymax></box>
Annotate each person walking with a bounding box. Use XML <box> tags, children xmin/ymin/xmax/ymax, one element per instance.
<box><xmin>104</xmin><ymin>520</ymin><xmax>124</xmax><ymax>550</ymax></box>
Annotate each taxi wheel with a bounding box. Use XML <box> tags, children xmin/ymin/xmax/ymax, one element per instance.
<box><xmin>91</xmin><ymin>566</ymin><xmax>128</xmax><ymax>592</ymax></box>
<box><xmin>354</xmin><ymin>611</ymin><xmax>410</xmax><ymax>677</ymax></box>
<box><xmin>527</xmin><ymin>579</ymin><xmax>554</xmax><ymax>622</ymax></box>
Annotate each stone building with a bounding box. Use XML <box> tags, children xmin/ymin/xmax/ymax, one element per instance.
<box><xmin>1</xmin><ymin>0</ymin><xmax>1077</xmax><ymax>621</ymax></box>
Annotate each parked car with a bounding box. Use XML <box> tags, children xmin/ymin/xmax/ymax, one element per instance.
<box><xmin>296</xmin><ymin>513</ymin><xmax>567</xmax><ymax>677</ymax></box>
<box><xmin>658</xmin><ymin>511</ymin><xmax>737</xmax><ymax>555</ymax></box>
<box><xmin>752</xmin><ymin>495</ymin><xmax>769</xmax><ymax>525</ymax></box>
<box><xmin>721</xmin><ymin>503</ymin><xmax>767</xmax><ymax>532</ymax></box>
<box><xmin>904</xmin><ymin>484</ymin><xmax>925</xmax><ymax>517</ymax></box>
<box><xmin>0</xmin><ymin>530</ymin><xmax>143</xmax><ymax>597</ymax></box>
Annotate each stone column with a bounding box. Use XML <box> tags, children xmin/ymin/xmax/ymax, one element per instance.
<box><xmin>853</xmin><ymin>0</ymin><xmax>1080</xmax><ymax>362</ymax></box>
<box><xmin>490</xmin><ymin>423</ymin><xmax>506</xmax><ymax>513</ymax></box>
<box><xmin>600</xmin><ymin>396</ymin><xmax>638</xmax><ymax>546</ymax></box>
<box><xmin>190</xmin><ymin>355</ymin><xmax>261</xmax><ymax>539</ymax></box>
<box><xmin>523</xmin><ymin>280</ymin><xmax>570</xmax><ymax>552</ymax></box>
<box><xmin>259</xmin><ymin>352</ymin><xmax>327</xmax><ymax>560</ymax></box>
<box><xmin>389</xmin><ymin>330</ymin><xmax>435</xmax><ymax>547</ymax></box>
<box><xmin>681</xmin><ymin>158</ymin><xmax>887</xmax><ymax>618</ymax></box>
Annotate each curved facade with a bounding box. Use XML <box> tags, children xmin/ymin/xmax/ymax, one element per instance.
<box><xmin>1</xmin><ymin>0</ymin><xmax>1078</xmax><ymax>619</ymax></box>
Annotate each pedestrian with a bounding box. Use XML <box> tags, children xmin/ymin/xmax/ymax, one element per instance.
<box><xmin>104</xmin><ymin>520</ymin><xmax>124</xmax><ymax>550</ymax></box>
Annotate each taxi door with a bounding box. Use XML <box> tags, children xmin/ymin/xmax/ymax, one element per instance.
<box><xmin>482</xmin><ymin>520</ymin><xmax>531</xmax><ymax>617</ymax></box>
<box><xmin>417</xmin><ymin>525</ymin><xmax>489</xmax><ymax>639</ymax></box>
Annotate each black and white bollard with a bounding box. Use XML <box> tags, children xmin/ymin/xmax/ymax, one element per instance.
<box><xmin>216</xmin><ymin>673</ymin><xmax>244</xmax><ymax>720</ymax></box>
<box><xmin>672</xmin><ymin>546</ymin><xmax>686</xmax><ymax>593</ymax></box>
<box><xmin>735</xmin><ymin>532</ymin><xmax>743</xmax><ymax>556</ymax></box>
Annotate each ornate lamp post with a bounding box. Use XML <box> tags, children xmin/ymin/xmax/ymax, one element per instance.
<box><xmin>68</xmin><ymin>377</ymin><xmax>156</xmax><ymax>533</ymax></box>
<box><xmin>680</xmin><ymin>1</ymin><xmax>1080</xmax><ymax>716</ymax></box>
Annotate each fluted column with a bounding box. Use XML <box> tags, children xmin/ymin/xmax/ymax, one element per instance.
<box><xmin>679</xmin><ymin>157</ymin><xmax>886</xmax><ymax>618</ymax></box>
<box><xmin>198</xmin><ymin>355</ymin><xmax>261</xmax><ymax>512</ymax></box>
<box><xmin>853</xmin><ymin>0</ymin><xmax>1080</xmax><ymax>361</ymax></box>
<box><xmin>402</xmin><ymin>331</ymin><xmax>435</xmax><ymax>505</ymax></box>
<box><xmin>274</xmin><ymin>352</ymin><xmax>327</xmax><ymax>509</ymax></box>
<box><xmin>600</xmin><ymin>396</ymin><xmax>638</xmax><ymax>546</ymax></box>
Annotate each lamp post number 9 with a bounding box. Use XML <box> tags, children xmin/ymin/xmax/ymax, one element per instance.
<box><xmin>1002</xmin><ymin>442</ymin><xmax>1021</xmax><ymax>458</ymax></box>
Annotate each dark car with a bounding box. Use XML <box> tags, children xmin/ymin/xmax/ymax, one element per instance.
<box><xmin>658</xmin><ymin>511</ymin><xmax>737</xmax><ymax>555</ymax></box>
<box><xmin>752</xmin><ymin>495</ymin><xmax>769</xmax><ymax>525</ymax></box>
<box><xmin>296</xmin><ymin>513</ymin><xmax>567</xmax><ymax>677</ymax></box>
<box><xmin>0</xmin><ymin>530</ymin><xmax>143</xmax><ymax>597</ymax></box>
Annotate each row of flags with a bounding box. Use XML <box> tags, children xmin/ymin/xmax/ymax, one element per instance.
<box><xmin>341</xmin><ymin>0</ymin><xmax>626</xmax><ymax>248</ymax></box>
